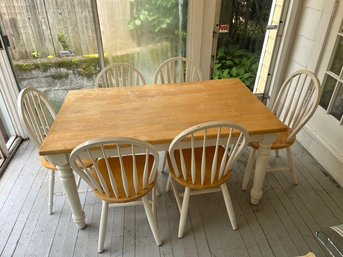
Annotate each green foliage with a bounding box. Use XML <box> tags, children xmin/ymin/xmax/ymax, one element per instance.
<box><xmin>128</xmin><ymin>0</ymin><xmax>179</xmax><ymax>33</ymax></box>
<box><xmin>15</xmin><ymin>56</ymin><xmax>99</xmax><ymax>77</ymax></box>
<box><xmin>128</xmin><ymin>0</ymin><xmax>187</xmax><ymax>55</ymax></box>
<box><xmin>213</xmin><ymin>45</ymin><xmax>259</xmax><ymax>90</ymax></box>
<box><xmin>58</xmin><ymin>32</ymin><xmax>70</xmax><ymax>51</ymax></box>
<box><xmin>32</xmin><ymin>51</ymin><xmax>40</xmax><ymax>59</ymax></box>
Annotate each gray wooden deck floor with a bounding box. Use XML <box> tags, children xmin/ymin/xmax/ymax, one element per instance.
<box><xmin>0</xmin><ymin>140</ymin><xmax>342</xmax><ymax>257</ymax></box>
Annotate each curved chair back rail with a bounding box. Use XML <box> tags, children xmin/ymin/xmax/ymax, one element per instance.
<box><xmin>242</xmin><ymin>70</ymin><xmax>321</xmax><ymax>190</ymax></box>
<box><xmin>168</xmin><ymin>121</ymin><xmax>249</xmax><ymax>187</ymax></box>
<box><xmin>154</xmin><ymin>57</ymin><xmax>203</xmax><ymax>84</ymax></box>
<box><xmin>17</xmin><ymin>87</ymin><xmax>56</xmax><ymax>148</ymax></box>
<box><xmin>95</xmin><ymin>63</ymin><xmax>146</xmax><ymax>88</ymax></box>
<box><xmin>69</xmin><ymin>137</ymin><xmax>160</xmax><ymax>202</ymax></box>
<box><xmin>17</xmin><ymin>86</ymin><xmax>59</xmax><ymax>215</ymax></box>
<box><xmin>271</xmin><ymin>70</ymin><xmax>320</xmax><ymax>142</ymax></box>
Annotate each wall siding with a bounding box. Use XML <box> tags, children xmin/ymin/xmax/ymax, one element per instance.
<box><xmin>283</xmin><ymin>0</ymin><xmax>343</xmax><ymax>186</ymax></box>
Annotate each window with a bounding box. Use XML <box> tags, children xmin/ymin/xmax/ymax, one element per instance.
<box><xmin>319</xmin><ymin>20</ymin><xmax>343</xmax><ymax>124</ymax></box>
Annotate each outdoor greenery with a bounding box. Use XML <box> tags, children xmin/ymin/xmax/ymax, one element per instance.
<box><xmin>57</xmin><ymin>32</ymin><xmax>70</xmax><ymax>51</ymax></box>
<box><xmin>215</xmin><ymin>0</ymin><xmax>272</xmax><ymax>90</ymax></box>
<box><xmin>128</xmin><ymin>0</ymin><xmax>187</xmax><ymax>56</ymax></box>
<box><xmin>214</xmin><ymin>45</ymin><xmax>259</xmax><ymax>90</ymax></box>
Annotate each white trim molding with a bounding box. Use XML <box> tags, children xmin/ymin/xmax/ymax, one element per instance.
<box><xmin>297</xmin><ymin>124</ymin><xmax>343</xmax><ymax>187</ymax></box>
<box><xmin>0</xmin><ymin>39</ymin><xmax>26</xmax><ymax>138</ymax></box>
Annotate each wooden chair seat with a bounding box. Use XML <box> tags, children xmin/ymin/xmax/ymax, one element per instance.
<box><xmin>40</xmin><ymin>157</ymin><xmax>93</xmax><ymax>171</ymax></box>
<box><xmin>242</xmin><ymin>70</ymin><xmax>320</xmax><ymax>190</ymax></box>
<box><xmin>250</xmin><ymin>128</ymin><xmax>295</xmax><ymax>150</ymax></box>
<box><xmin>69</xmin><ymin>137</ymin><xmax>161</xmax><ymax>252</ymax></box>
<box><xmin>40</xmin><ymin>157</ymin><xmax>57</xmax><ymax>171</ymax></box>
<box><xmin>92</xmin><ymin>155</ymin><xmax>155</xmax><ymax>203</ymax></box>
<box><xmin>168</xmin><ymin>121</ymin><xmax>249</xmax><ymax>238</ymax></box>
<box><xmin>168</xmin><ymin>146</ymin><xmax>231</xmax><ymax>189</ymax></box>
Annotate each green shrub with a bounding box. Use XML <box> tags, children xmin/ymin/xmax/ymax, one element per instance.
<box><xmin>58</xmin><ymin>32</ymin><xmax>70</xmax><ymax>51</ymax></box>
<box><xmin>213</xmin><ymin>45</ymin><xmax>259</xmax><ymax>91</ymax></box>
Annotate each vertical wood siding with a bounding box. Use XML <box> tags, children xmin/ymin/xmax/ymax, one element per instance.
<box><xmin>0</xmin><ymin>0</ymin><xmax>111</xmax><ymax>59</ymax></box>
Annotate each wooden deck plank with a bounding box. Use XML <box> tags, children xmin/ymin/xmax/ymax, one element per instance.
<box><xmin>0</xmin><ymin>166</ymin><xmax>45</xmax><ymax>256</ymax></box>
<box><xmin>0</xmin><ymin>148</ymin><xmax>41</xmax><ymax>252</ymax></box>
<box><xmin>1</xmin><ymin>140</ymin><xmax>342</xmax><ymax>257</ymax></box>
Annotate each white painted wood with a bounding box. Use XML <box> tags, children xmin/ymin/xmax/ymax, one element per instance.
<box><xmin>17</xmin><ymin>87</ymin><xmax>60</xmax><ymax>215</ymax></box>
<box><xmin>0</xmin><ymin>37</ymin><xmax>26</xmax><ymax>137</ymax></box>
<box><xmin>168</xmin><ymin>121</ymin><xmax>249</xmax><ymax>237</ymax></box>
<box><xmin>17</xmin><ymin>87</ymin><xmax>56</xmax><ymax>148</ymax></box>
<box><xmin>186</xmin><ymin>0</ymin><xmax>219</xmax><ymax>79</ymax></box>
<box><xmin>1</xmin><ymin>140</ymin><xmax>341</xmax><ymax>257</ymax></box>
<box><xmin>48</xmin><ymin>170</ymin><xmax>55</xmax><ymax>215</ymax></box>
<box><xmin>69</xmin><ymin>137</ymin><xmax>161</xmax><ymax>252</ymax></box>
<box><xmin>250</xmin><ymin>133</ymin><xmax>277</xmax><ymax>205</ymax></box>
<box><xmin>98</xmin><ymin>201</ymin><xmax>108</xmax><ymax>253</ymax></box>
<box><xmin>95</xmin><ymin>63</ymin><xmax>146</xmax><ymax>88</ymax></box>
<box><xmin>154</xmin><ymin>57</ymin><xmax>203</xmax><ymax>84</ymax></box>
<box><xmin>297</xmin><ymin>0</ymin><xmax>343</xmax><ymax>185</ymax></box>
<box><xmin>267</xmin><ymin>0</ymin><xmax>303</xmax><ymax>107</ymax></box>
<box><xmin>244</xmin><ymin>70</ymin><xmax>321</xmax><ymax>191</ymax></box>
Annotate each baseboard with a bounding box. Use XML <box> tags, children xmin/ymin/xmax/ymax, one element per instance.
<box><xmin>297</xmin><ymin>125</ymin><xmax>343</xmax><ymax>187</ymax></box>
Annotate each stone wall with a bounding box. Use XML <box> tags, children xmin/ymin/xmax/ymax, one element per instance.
<box><xmin>15</xmin><ymin>56</ymin><xmax>100</xmax><ymax>111</ymax></box>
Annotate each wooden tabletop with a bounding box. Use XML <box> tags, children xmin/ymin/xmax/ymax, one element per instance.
<box><xmin>39</xmin><ymin>79</ymin><xmax>288</xmax><ymax>156</ymax></box>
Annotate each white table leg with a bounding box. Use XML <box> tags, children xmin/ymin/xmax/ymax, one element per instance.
<box><xmin>250</xmin><ymin>134</ymin><xmax>276</xmax><ymax>205</ymax></box>
<box><xmin>57</xmin><ymin>163</ymin><xmax>86</xmax><ymax>229</ymax></box>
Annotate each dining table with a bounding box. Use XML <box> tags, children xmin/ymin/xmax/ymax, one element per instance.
<box><xmin>39</xmin><ymin>79</ymin><xmax>288</xmax><ymax>229</ymax></box>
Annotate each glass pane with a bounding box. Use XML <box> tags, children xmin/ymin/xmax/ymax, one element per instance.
<box><xmin>214</xmin><ymin>0</ymin><xmax>276</xmax><ymax>91</ymax></box>
<box><xmin>98</xmin><ymin>0</ymin><xmax>188</xmax><ymax>84</ymax></box>
<box><xmin>0</xmin><ymin>91</ymin><xmax>15</xmax><ymax>144</ymax></box>
<box><xmin>330</xmin><ymin>84</ymin><xmax>343</xmax><ymax>120</ymax></box>
<box><xmin>1</xmin><ymin>1</ymin><xmax>98</xmax><ymax>111</ymax></box>
<box><xmin>329</xmin><ymin>36</ymin><xmax>343</xmax><ymax>75</ymax></box>
<box><xmin>320</xmin><ymin>75</ymin><xmax>337</xmax><ymax>109</ymax></box>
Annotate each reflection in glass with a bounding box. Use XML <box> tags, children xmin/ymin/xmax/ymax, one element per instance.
<box><xmin>98</xmin><ymin>0</ymin><xmax>188</xmax><ymax>84</ymax></box>
<box><xmin>329</xmin><ymin>36</ymin><xmax>343</xmax><ymax>75</ymax></box>
<box><xmin>0</xmin><ymin>91</ymin><xmax>15</xmax><ymax>144</ymax></box>
<box><xmin>330</xmin><ymin>84</ymin><xmax>343</xmax><ymax>121</ymax></box>
<box><xmin>320</xmin><ymin>75</ymin><xmax>337</xmax><ymax>109</ymax></box>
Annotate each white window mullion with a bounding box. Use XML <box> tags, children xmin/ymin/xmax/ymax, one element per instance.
<box><xmin>0</xmin><ymin>37</ymin><xmax>26</xmax><ymax>138</ymax></box>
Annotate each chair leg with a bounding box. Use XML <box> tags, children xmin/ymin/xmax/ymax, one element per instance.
<box><xmin>76</xmin><ymin>173</ymin><xmax>82</xmax><ymax>188</ymax></box>
<box><xmin>98</xmin><ymin>201</ymin><xmax>109</xmax><ymax>253</ymax></box>
<box><xmin>286</xmin><ymin>147</ymin><xmax>298</xmax><ymax>185</ymax></box>
<box><xmin>178</xmin><ymin>187</ymin><xmax>190</xmax><ymax>239</ymax></box>
<box><xmin>170</xmin><ymin>179</ymin><xmax>182</xmax><ymax>213</ymax></box>
<box><xmin>165</xmin><ymin>174</ymin><xmax>172</xmax><ymax>192</ymax></box>
<box><xmin>48</xmin><ymin>170</ymin><xmax>55</xmax><ymax>215</ymax></box>
<box><xmin>152</xmin><ymin>186</ymin><xmax>157</xmax><ymax>216</ymax></box>
<box><xmin>160</xmin><ymin>151</ymin><xmax>167</xmax><ymax>173</ymax></box>
<box><xmin>242</xmin><ymin>149</ymin><xmax>256</xmax><ymax>190</ymax></box>
<box><xmin>142</xmin><ymin>195</ymin><xmax>162</xmax><ymax>246</ymax></box>
<box><xmin>221</xmin><ymin>183</ymin><xmax>237</xmax><ymax>230</ymax></box>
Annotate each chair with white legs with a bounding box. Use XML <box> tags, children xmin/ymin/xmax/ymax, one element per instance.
<box><xmin>69</xmin><ymin>137</ymin><xmax>161</xmax><ymax>253</ymax></box>
<box><xmin>17</xmin><ymin>87</ymin><xmax>88</xmax><ymax>214</ymax></box>
<box><xmin>154</xmin><ymin>57</ymin><xmax>203</xmax><ymax>84</ymax></box>
<box><xmin>242</xmin><ymin>70</ymin><xmax>321</xmax><ymax>190</ymax></box>
<box><xmin>154</xmin><ymin>57</ymin><xmax>203</xmax><ymax>184</ymax></box>
<box><xmin>167</xmin><ymin>121</ymin><xmax>249</xmax><ymax>238</ymax></box>
<box><xmin>18</xmin><ymin>87</ymin><xmax>59</xmax><ymax>215</ymax></box>
<box><xmin>95</xmin><ymin>63</ymin><xmax>146</xmax><ymax>88</ymax></box>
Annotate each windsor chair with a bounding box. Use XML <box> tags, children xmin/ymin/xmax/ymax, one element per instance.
<box><xmin>69</xmin><ymin>137</ymin><xmax>161</xmax><ymax>253</ymax></box>
<box><xmin>95</xmin><ymin>63</ymin><xmax>146</xmax><ymax>88</ymax></box>
<box><xmin>167</xmin><ymin>121</ymin><xmax>249</xmax><ymax>238</ymax></box>
<box><xmin>242</xmin><ymin>70</ymin><xmax>321</xmax><ymax>190</ymax></box>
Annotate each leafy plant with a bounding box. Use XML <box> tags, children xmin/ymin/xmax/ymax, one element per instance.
<box><xmin>32</xmin><ymin>51</ymin><xmax>40</xmax><ymax>59</ymax></box>
<box><xmin>213</xmin><ymin>45</ymin><xmax>259</xmax><ymax>90</ymax></box>
<box><xmin>58</xmin><ymin>32</ymin><xmax>70</xmax><ymax>51</ymax></box>
<box><xmin>128</xmin><ymin>0</ymin><xmax>187</xmax><ymax>54</ymax></box>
